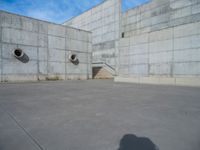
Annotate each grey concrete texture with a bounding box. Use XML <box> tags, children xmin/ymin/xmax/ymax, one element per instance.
<box><xmin>64</xmin><ymin>0</ymin><xmax>200</xmax><ymax>81</ymax></box>
<box><xmin>63</xmin><ymin>0</ymin><xmax>121</xmax><ymax>70</ymax></box>
<box><xmin>121</xmin><ymin>0</ymin><xmax>200</xmax><ymax>37</ymax></box>
<box><xmin>0</xmin><ymin>11</ymin><xmax>92</xmax><ymax>82</ymax></box>
<box><xmin>0</xmin><ymin>80</ymin><xmax>200</xmax><ymax>150</ymax></box>
<box><xmin>119</xmin><ymin>0</ymin><xmax>200</xmax><ymax>78</ymax></box>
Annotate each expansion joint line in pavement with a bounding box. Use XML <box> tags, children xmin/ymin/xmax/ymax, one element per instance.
<box><xmin>0</xmin><ymin>105</ymin><xmax>45</xmax><ymax>150</ymax></box>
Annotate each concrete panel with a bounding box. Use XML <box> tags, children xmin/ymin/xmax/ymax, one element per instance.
<box><xmin>38</xmin><ymin>34</ymin><xmax>48</xmax><ymax>48</ymax></box>
<box><xmin>0</xmin><ymin>12</ymin><xmax>12</xmax><ymax>27</ymax></box>
<box><xmin>66</xmin><ymin>27</ymin><xmax>77</xmax><ymax>40</ymax></box>
<box><xmin>149</xmin><ymin>40</ymin><xmax>173</xmax><ymax>52</ymax></box>
<box><xmin>130</xmin><ymin>33</ymin><xmax>149</xmax><ymax>45</ymax></box>
<box><xmin>38</xmin><ymin>61</ymin><xmax>48</xmax><ymax>74</ymax></box>
<box><xmin>129</xmin><ymin>64</ymin><xmax>148</xmax><ymax>75</ymax></box>
<box><xmin>2</xmin><ymin>28</ymin><xmax>38</xmax><ymax>46</ymax></box>
<box><xmin>170</xmin><ymin>0</ymin><xmax>192</xmax><ymax>9</ymax></box>
<box><xmin>2</xmin><ymin>59</ymin><xmax>37</xmax><ymax>74</ymax></box>
<box><xmin>149</xmin><ymin>28</ymin><xmax>173</xmax><ymax>42</ymax></box>
<box><xmin>150</xmin><ymin>63</ymin><xmax>171</xmax><ymax>75</ymax></box>
<box><xmin>48</xmin><ymin>36</ymin><xmax>65</xmax><ymax>50</ymax></box>
<box><xmin>191</xmin><ymin>34</ymin><xmax>200</xmax><ymax>48</ymax></box>
<box><xmin>149</xmin><ymin>51</ymin><xmax>173</xmax><ymax>63</ymax></box>
<box><xmin>0</xmin><ymin>12</ymin><xmax>27</xmax><ymax>29</ymax></box>
<box><xmin>48</xmin><ymin>62</ymin><xmax>65</xmax><ymax>74</ymax></box>
<box><xmin>2</xmin><ymin>75</ymin><xmax>38</xmax><ymax>82</ymax></box>
<box><xmin>77</xmin><ymin>30</ymin><xmax>91</xmax><ymax>42</ymax></box>
<box><xmin>48</xmin><ymin>24</ymin><xmax>65</xmax><ymax>37</ymax></box>
<box><xmin>49</xmin><ymin>49</ymin><xmax>65</xmax><ymax>62</ymax></box>
<box><xmin>171</xmin><ymin>6</ymin><xmax>191</xmax><ymax>20</ymax></box>
<box><xmin>66</xmin><ymin>63</ymin><xmax>88</xmax><ymax>74</ymax></box>
<box><xmin>38</xmin><ymin>21</ymin><xmax>48</xmax><ymax>34</ymax></box>
<box><xmin>151</xmin><ymin>12</ymin><xmax>170</xmax><ymax>26</ymax></box>
<box><xmin>119</xmin><ymin>67</ymin><xmax>129</xmax><ymax>75</ymax></box>
<box><xmin>66</xmin><ymin>39</ymin><xmax>88</xmax><ymax>52</ymax></box>
<box><xmin>1</xmin><ymin>43</ymin><xmax>17</xmax><ymax>59</ymax></box>
<box><xmin>174</xmin><ymin>62</ymin><xmax>200</xmax><ymax>75</ymax></box>
<box><xmin>2</xmin><ymin>43</ymin><xmax>37</xmax><ymax>60</ymax></box>
<box><xmin>174</xmin><ymin>36</ymin><xmax>192</xmax><ymax>50</ymax></box>
<box><xmin>21</xmin><ymin>16</ymin><xmax>38</xmax><ymax>32</ymax></box>
<box><xmin>18</xmin><ymin>45</ymin><xmax>38</xmax><ymax>60</ymax></box>
<box><xmin>130</xmin><ymin>54</ymin><xmax>148</xmax><ymax>65</ymax></box>
<box><xmin>129</xmin><ymin>43</ymin><xmax>148</xmax><ymax>55</ymax></box>
<box><xmin>38</xmin><ymin>48</ymin><xmax>48</xmax><ymax>61</ymax></box>
<box><xmin>174</xmin><ymin>49</ymin><xmax>200</xmax><ymax>62</ymax></box>
<box><xmin>119</xmin><ymin>55</ymin><xmax>129</xmax><ymax>65</ymax></box>
<box><xmin>150</xmin><ymin>3</ymin><xmax>171</xmax><ymax>17</ymax></box>
<box><xmin>174</xmin><ymin>22</ymin><xmax>200</xmax><ymax>38</ymax></box>
<box><xmin>192</xmin><ymin>3</ymin><xmax>200</xmax><ymax>14</ymax></box>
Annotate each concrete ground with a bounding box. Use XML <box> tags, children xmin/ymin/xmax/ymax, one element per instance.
<box><xmin>0</xmin><ymin>80</ymin><xmax>200</xmax><ymax>150</ymax></box>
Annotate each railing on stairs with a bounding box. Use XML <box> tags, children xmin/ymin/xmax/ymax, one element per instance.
<box><xmin>92</xmin><ymin>62</ymin><xmax>116</xmax><ymax>76</ymax></box>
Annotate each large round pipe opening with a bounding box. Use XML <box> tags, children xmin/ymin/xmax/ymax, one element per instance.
<box><xmin>12</xmin><ymin>48</ymin><xmax>29</xmax><ymax>63</ymax></box>
<box><xmin>13</xmin><ymin>49</ymin><xmax>24</xmax><ymax>58</ymax></box>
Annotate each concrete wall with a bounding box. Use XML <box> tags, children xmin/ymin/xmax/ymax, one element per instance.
<box><xmin>63</xmin><ymin>0</ymin><xmax>121</xmax><ymax>72</ymax></box>
<box><xmin>116</xmin><ymin>0</ymin><xmax>200</xmax><ymax>86</ymax></box>
<box><xmin>0</xmin><ymin>11</ymin><xmax>92</xmax><ymax>82</ymax></box>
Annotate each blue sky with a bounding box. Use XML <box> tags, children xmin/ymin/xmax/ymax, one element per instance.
<box><xmin>0</xmin><ymin>0</ymin><xmax>149</xmax><ymax>24</ymax></box>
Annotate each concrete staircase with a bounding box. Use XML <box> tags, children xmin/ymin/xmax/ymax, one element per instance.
<box><xmin>92</xmin><ymin>62</ymin><xmax>116</xmax><ymax>79</ymax></box>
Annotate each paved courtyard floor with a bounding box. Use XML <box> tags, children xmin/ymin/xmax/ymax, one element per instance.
<box><xmin>0</xmin><ymin>80</ymin><xmax>200</xmax><ymax>150</ymax></box>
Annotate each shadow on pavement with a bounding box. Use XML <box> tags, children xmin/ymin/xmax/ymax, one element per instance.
<box><xmin>118</xmin><ymin>134</ymin><xmax>159</xmax><ymax>150</ymax></box>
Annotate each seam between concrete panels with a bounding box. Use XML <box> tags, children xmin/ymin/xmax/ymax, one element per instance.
<box><xmin>147</xmin><ymin>30</ymin><xmax>150</xmax><ymax>76</ymax></box>
<box><xmin>0</xmin><ymin>40</ymin><xmax>107</xmax><ymax>51</ymax></box>
<box><xmin>171</xmin><ymin>26</ymin><xmax>175</xmax><ymax>77</ymax></box>
<box><xmin>87</xmin><ymin>37</ymin><xmax>89</xmax><ymax>79</ymax></box>
<box><xmin>1</xmin><ymin>26</ymin><xmax>91</xmax><ymax>43</ymax></box>
<box><xmin>0</xmin><ymin>40</ymin><xmax>96</xmax><ymax>53</ymax></box>
<box><xmin>37</xmin><ymin>24</ymin><xmax>39</xmax><ymax>81</ymax></box>
<box><xmin>0</xmin><ymin>57</ymin><xmax>69</xmax><ymax>63</ymax></box>
<box><xmin>47</xmin><ymin>33</ymin><xmax>49</xmax><ymax>77</ymax></box>
<box><xmin>128</xmin><ymin>36</ymin><xmax>130</xmax><ymax>75</ymax></box>
<box><xmin>65</xmin><ymin>27</ymin><xmax>67</xmax><ymax>80</ymax></box>
<box><xmin>123</xmin><ymin>13</ymin><xmax>200</xmax><ymax>35</ymax></box>
<box><xmin>0</xmin><ymin>26</ymin><xmax>2</xmax><ymax>82</ymax></box>
<box><xmin>123</xmin><ymin>1</ymin><xmax>169</xmax><ymax>21</ymax></box>
<box><xmin>123</xmin><ymin>0</ymin><xmax>198</xmax><ymax>21</ymax></box>
<box><xmin>142</xmin><ymin>3</ymin><xmax>195</xmax><ymax>22</ymax></box>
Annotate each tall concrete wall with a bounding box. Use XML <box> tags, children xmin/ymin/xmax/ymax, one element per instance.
<box><xmin>115</xmin><ymin>0</ymin><xmax>200</xmax><ymax>86</ymax></box>
<box><xmin>63</xmin><ymin>0</ymin><xmax>121</xmax><ymax>72</ymax></box>
<box><xmin>0</xmin><ymin>11</ymin><xmax>92</xmax><ymax>82</ymax></box>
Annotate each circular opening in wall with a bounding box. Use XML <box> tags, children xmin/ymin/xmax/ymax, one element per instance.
<box><xmin>71</xmin><ymin>54</ymin><xmax>76</xmax><ymax>61</ymax></box>
<box><xmin>69</xmin><ymin>54</ymin><xmax>77</xmax><ymax>62</ymax></box>
<box><xmin>69</xmin><ymin>53</ymin><xmax>79</xmax><ymax>65</ymax></box>
<box><xmin>14</xmin><ymin>49</ymin><xmax>24</xmax><ymax>58</ymax></box>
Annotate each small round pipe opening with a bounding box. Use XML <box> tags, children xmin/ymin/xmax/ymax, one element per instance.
<box><xmin>71</xmin><ymin>54</ymin><xmax>76</xmax><ymax>61</ymax></box>
<box><xmin>13</xmin><ymin>49</ymin><xmax>24</xmax><ymax>58</ymax></box>
<box><xmin>69</xmin><ymin>54</ymin><xmax>77</xmax><ymax>62</ymax></box>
